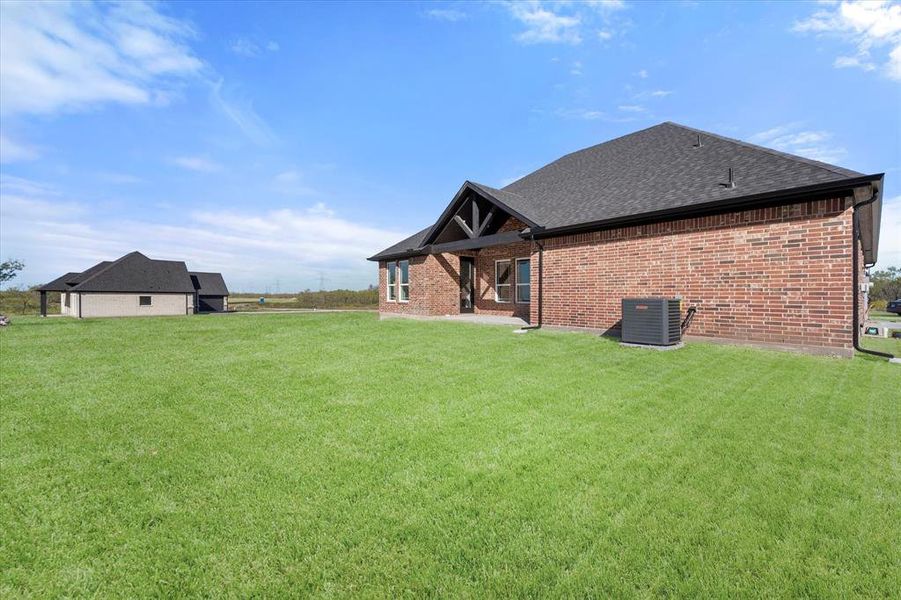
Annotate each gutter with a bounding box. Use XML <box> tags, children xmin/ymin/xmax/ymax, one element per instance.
<box><xmin>851</xmin><ymin>185</ymin><xmax>895</xmax><ymax>361</ymax></box>
<box><xmin>530</xmin><ymin>173</ymin><xmax>885</xmax><ymax>241</ymax></box>
<box><xmin>520</xmin><ymin>227</ymin><xmax>545</xmax><ymax>330</ymax></box>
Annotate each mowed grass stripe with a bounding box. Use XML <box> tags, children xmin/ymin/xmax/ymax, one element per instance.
<box><xmin>1</xmin><ymin>313</ymin><xmax>899</xmax><ymax>597</ymax></box>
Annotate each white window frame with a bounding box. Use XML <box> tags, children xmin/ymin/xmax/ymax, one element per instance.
<box><xmin>494</xmin><ymin>259</ymin><xmax>512</xmax><ymax>303</ymax></box>
<box><xmin>398</xmin><ymin>260</ymin><xmax>410</xmax><ymax>303</ymax></box>
<box><xmin>386</xmin><ymin>262</ymin><xmax>397</xmax><ymax>302</ymax></box>
<box><xmin>139</xmin><ymin>295</ymin><xmax>152</xmax><ymax>307</ymax></box>
<box><xmin>515</xmin><ymin>258</ymin><xmax>531</xmax><ymax>304</ymax></box>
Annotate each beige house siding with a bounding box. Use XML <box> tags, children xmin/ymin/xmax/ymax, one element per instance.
<box><xmin>78</xmin><ymin>293</ymin><xmax>191</xmax><ymax>318</ymax></box>
<box><xmin>61</xmin><ymin>292</ymin><xmax>80</xmax><ymax>317</ymax></box>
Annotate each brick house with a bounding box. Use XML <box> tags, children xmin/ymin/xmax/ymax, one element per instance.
<box><xmin>368</xmin><ymin>123</ymin><xmax>885</xmax><ymax>356</ymax></box>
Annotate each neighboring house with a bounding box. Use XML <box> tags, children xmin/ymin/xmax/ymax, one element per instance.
<box><xmin>368</xmin><ymin>122</ymin><xmax>884</xmax><ymax>356</ymax></box>
<box><xmin>37</xmin><ymin>251</ymin><xmax>230</xmax><ymax>318</ymax></box>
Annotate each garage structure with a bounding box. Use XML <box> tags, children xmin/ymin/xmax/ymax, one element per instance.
<box><xmin>190</xmin><ymin>271</ymin><xmax>230</xmax><ymax>313</ymax></box>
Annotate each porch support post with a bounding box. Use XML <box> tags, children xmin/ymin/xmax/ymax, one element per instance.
<box><xmin>40</xmin><ymin>291</ymin><xmax>47</xmax><ymax>317</ymax></box>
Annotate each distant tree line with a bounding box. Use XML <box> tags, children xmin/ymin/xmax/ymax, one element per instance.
<box><xmin>869</xmin><ymin>267</ymin><xmax>900</xmax><ymax>308</ymax></box>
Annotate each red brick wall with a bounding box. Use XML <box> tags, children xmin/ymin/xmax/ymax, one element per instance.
<box><xmin>533</xmin><ymin>196</ymin><xmax>855</xmax><ymax>351</ymax></box>
<box><xmin>474</xmin><ymin>217</ymin><xmax>531</xmax><ymax>321</ymax></box>
<box><xmin>377</xmin><ymin>197</ymin><xmax>857</xmax><ymax>352</ymax></box>
<box><xmin>379</xmin><ymin>254</ymin><xmax>461</xmax><ymax>316</ymax></box>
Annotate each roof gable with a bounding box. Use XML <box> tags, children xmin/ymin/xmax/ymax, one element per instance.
<box><xmin>421</xmin><ymin>181</ymin><xmax>537</xmax><ymax>247</ymax></box>
<box><xmin>71</xmin><ymin>252</ymin><xmax>195</xmax><ymax>293</ymax></box>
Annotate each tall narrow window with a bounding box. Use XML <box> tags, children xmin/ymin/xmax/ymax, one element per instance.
<box><xmin>398</xmin><ymin>260</ymin><xmax>410</xmax><ymax>302</ymax></box>
<box><xmin>516</xmin><ymin>258</ymin><xmax>531</xmax><ymax>303</ymax></box>
<box><xmin>495</xmin><ymin>260</ymin><xmax>511</xmax><ymax>303</ymax></box>
<box><xmin>387</xmin><ymin>262</ymin><xmax>397</xmax><ymax>301</ymax></box>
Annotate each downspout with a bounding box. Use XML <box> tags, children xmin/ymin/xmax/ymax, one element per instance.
<box><xmin>851</xmin><ymin>188</ymin><xmax>894</xmax><ymax>360</ymax></box>
<box><xmin>521</xmin><ymin>232</ymin><xmax>544</xmax><ymax>330</ymax></box>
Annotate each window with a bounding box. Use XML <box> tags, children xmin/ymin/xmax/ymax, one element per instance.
<box><xmin>64</xmin><ymin>293</ymin><xmax>70</xmax><ymax>308</ymax></box>
<box><xmin>398</xmin><ymin>260</ymin><xmax>410</xmax><ymax>302</ymax></box>
<box><xmin>387</xmin><ymin>262</ymin><xmax>397</xmax><ymax>301</ymax></box>
<box><xmin>495</xmin><ymin>260</ymin><xmax>512</xmax><ymax>303</ymax></box>
<box><xmin>139</xmin><ymin>295</ymin><xmax>152</xmax><ymax>306</ymax></box>
<box><xmin>516</xmin><ymin>258</ymin><xmax>531</xmax><ymax>303</ymax></box>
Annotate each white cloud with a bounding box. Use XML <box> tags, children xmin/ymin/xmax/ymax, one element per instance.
<box><xmin>0</xmin><ymin>177</ymin><xmax>403</xmax><ymax>290</ymax></box>
<box><xmin>834</xmin><ymin>54</ymin><xmax>877</xmax><ymax>70</ymax></box>
<box><xmin>424</xmin><ymin>8</ymin><xmax>467</xmax><ymax>22</ymax></box>
<box><xmin>618</xmin><ymin>104</ymin><xmax>645</xmax><ymax>112</ymax></box>
<box><xmin>877</xmin><ymin>195</ymin><xmax>901</xmax><ymax>268</ymax></box>
<box><xmin>749</xmin><ymin>124</ymin><xmax>847</xmax><ymax>164</ymax></box>
<box><xmin>793</xmin><ymin>0</ymin><xmax>901</xmax><ymax>80</ymax></box>
<box><xmin>570</xmin><ymin>60</ymin><xmax>583</xmax><ymax>75</ymax></box>
<box><xmin>503</xmin><ymin>1</ymin><xmax>632</xmax><ymax>45</ymax></box>
<box><xmin>0</xmin><ymin>133</ymin><xmax>40</xmax><ymax>163</ymax></box>
<box><xmin>650</xmin><ymin>89</ymin><xmax>672</xmax><ymax>97</ymax></box>
<box><xmin>636</xmin><ymin>68</ymin><xmax>648</xmax><ymax>78</ymax></box>
<box><xmin>170</xmin><ymin>156</ymin><xmax>222</xmax><ymax>173</ymax></box>
<box><xmin>0</xmin><ymin>0</ymin><xmax>202</xmax><ymax>116</ymax></box>
<box><xmin>507</xmin><ymin>2</ymin><xmax>582</xmax><ymax>45</ymax></box>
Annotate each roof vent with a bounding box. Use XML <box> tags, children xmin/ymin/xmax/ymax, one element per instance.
<box><xmin>694</xmin><ymin>134</ymin><xmax>702</xmax><ymax>148</ymax></box>
<box><xmin>721</xmin><ymin>167</ymin><xmax>736</xmax><ymax>189</ymax></box>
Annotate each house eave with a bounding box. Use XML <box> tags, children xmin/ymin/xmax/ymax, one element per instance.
<box><xmin>530</xmin><ymin>174</ymin><xmax>884</xmax><ymax>245</ymax></box>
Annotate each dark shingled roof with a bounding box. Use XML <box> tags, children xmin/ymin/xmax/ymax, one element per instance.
<box><xmin>369</xmin><ymin>122</ymin><xmax>881</xmax><ymax>261</ymax></box>
<box><xmin>38</xmin><ymin>272</ymin><xmax>82</xmax><ymax>292</ymax></box>
<box><xmin>189</xmin><ymin>271</ymin><xmax>230</xmax><ymax>296</ymax></box>
<box><xmin>38</xmin><ymin>252</ymin><xmax>211</xmax><ymax>293</ymax></box>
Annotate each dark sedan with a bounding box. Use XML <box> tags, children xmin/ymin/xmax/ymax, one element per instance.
<box><xmin>887</xmin><ymin>299</ymin><xmax>901</xmax><ymax>315</ymax></box>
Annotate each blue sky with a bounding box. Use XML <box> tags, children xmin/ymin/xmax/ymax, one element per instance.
<box><xmin>1</xmin><ymin>0</ymin><xmax>899</xmax><ymax>291</ymax></box>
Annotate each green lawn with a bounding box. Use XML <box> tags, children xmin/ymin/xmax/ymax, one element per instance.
<box><xmin>2</xmin><ymin>314</ymin><xmax>899</xmax><ymax>597</ymax></box>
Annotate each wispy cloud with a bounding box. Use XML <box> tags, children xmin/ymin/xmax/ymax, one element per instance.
<box><xmin>570</xmin><ymin>60</ymin><xmax>583</xmax><ymax>75</ymax></box>
<box><xmin>170</xmin><ymin>156</ymin><xmax>222</xmax><ymax>173</ymax></box>
<box><xmin>556</xmin><ymin>108</ymin><xmax>639</xmax><ymax>123</ymax></box>
<box><xmin>0</xmin><ymin>1</ymin><xmax>202</xmax><ymax>116</ymax></box>
<box><xmin>618</xmin><ymin>104</ymin><xmax>645</xmax><ymax>112</ymax></box>
<box><xmin>96</xmin><ymin>172</ymin><xmax>144</xmax><ymax>184</ymax></box>
<box><xmin>230</xmin><ymin>36</ymin><xmax>280</xmax><ymax>58</ymax></box>
<box><xmin>749</xmin><ymin>123</ymin><xmax>847</xmax><ymax>164</ymax></box>
<box><xmin>793</xmin><ymin>0</ymin><xmax>901</xmax><ymax>80</ymax></box>
<box><xmin>271</xmin><ymin>169</ymin><xmax>315</xmax><ymax>196</ymax></box>
<box><xmin>636</xmin><ymin>68</ymin><xmax>648</xmax><ymax>78</ymax></box>
<box><xmin>424</xmin><ymin>8</ymin><xmax>467</xmax><ymax>22</ymax></box>
<box><xmin>209</xmin><ymin>79</ymin><xmax>276</xmax><ymax>146</ymax></box>
<box><xmin>0</xmin><ymin>176</ymin><xmax>403</xmax><ymax>289</ymax></box>
<box><xmin>0</xmin><ymin>133</ymin><xmax>40</xmax><ymax>163</ymax></box>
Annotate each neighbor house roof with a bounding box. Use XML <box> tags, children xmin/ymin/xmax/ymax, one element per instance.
<box><xmin>189</xmin><ymin>271</ymin><xmax>230</xmax><ymax>296</ymax></box>
<box><xmin>369</xmin><ymin>122</ymin><xmax>884</xmax><ymax>262</ymax></box>
<box><xmin>38</xmin><ymin>252</ymin><xmax>207</xmax><ymax>294</ymax></box>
